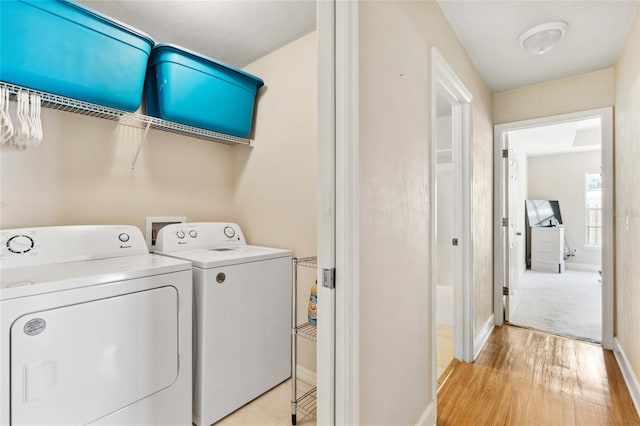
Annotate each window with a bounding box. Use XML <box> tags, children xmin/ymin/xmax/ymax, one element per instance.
<box><xmin>585</xmin><ymin>173</ymin><xmax>602</xmax><ymax>246</ymax></box>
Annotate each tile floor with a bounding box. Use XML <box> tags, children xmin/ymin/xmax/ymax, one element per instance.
<box><xmin>437</xmin><ymin>323</ymin><xmax>454</xmax><ymax>379</ymax></box>
<box><xmin>215</xmin><ymin>325</ymin><xmax>451</xmax><ymax>426</ymax></box>
<box><xmin>216</xmin><ymin>379</ymin><xmax>316</xmax><ymax>426</ymax></box>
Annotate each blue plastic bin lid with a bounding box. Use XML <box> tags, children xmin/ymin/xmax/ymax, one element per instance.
<box><xmin>59</xmin><ymin>0</ymin><xmax>155</xmax><ymax>47</ymax></box>
<box><xmin>152</xmin><ymin>43</ymin><xmax>265</xmax><ymax>88</ymax></box>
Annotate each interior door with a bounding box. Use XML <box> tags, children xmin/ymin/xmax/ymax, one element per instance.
<box><xmin>496</xmin><ymin>133</ymin><xmax>519</xmax><ymax>325</ymax></box>
<box><xmin>506</xmin><ymin>147</ymin><xmax>520</xmax><ymax>321</ymax></box>
<box><xmin>317</xmin><ymin>0</ymin><xmax>336</xmax><ymax>423</ymax></box>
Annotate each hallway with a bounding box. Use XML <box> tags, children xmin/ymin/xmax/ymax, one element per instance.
<box><xmin>437</xmin><ymin>326</ymin><xmax>640</xmax><ymax>425</ymax></box>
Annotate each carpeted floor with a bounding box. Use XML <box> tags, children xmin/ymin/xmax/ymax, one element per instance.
<box><xmin>509</xmin><ymin>269</ymin><xmax>601</xmax><ymax>342</ymax></box>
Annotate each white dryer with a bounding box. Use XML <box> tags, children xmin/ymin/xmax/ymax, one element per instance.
<box><xmin>155</xmin><ymin>222</ymin><xmax>292</xmax><ymax>426</ymax></box>
<box><xmin>0</xmin><ymin>225</ymin><xmax>192</xmax><ymax>426</ymax></box>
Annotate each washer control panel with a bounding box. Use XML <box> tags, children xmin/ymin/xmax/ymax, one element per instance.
<box><xmin>0</xmin><ymin>226</ymin><xmax>149</xmax><ymax>268</ymax></box>
<box><xmin>155</xmin><ymin>222</ymin><xmax>246</xmax><ymax>253</ymax></box>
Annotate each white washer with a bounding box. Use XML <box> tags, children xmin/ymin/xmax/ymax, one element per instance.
<box><xmin>155</xmin><ymin>222</ymin><xmax>292</xmax><ymax>426</ymax></box>
<box><xmin>0</xmin><ymin>225</ymin><xmax>193</xmax><ymax>426</ymax></box>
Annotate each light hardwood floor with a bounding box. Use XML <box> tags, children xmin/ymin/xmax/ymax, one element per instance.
<box><xmin>437</xmin><ymin>324</ymin><xmax>454</xmax><ymax>379</ymax></box>
<box><xmin>437</xmin><ymin>325</ymin><xmax>640</xmax><ymax>425</ymax></box>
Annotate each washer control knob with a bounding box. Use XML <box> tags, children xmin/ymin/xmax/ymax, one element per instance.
<box><xmin>118</xmin><ymin>233</ymin><xmax>130</xmax><ymax>243</ymax></box>
<box><xmin>223</xmin><ymin>226</ymin><xmax>235</xmax><ymax>238</ymax></box>
<box><xmin>176</xmin><ymin>230</ymin><xmax>186</xmax><ymax>239</ymax></box>
<box><xmin>6</xmin><ymin>235</ymin><xmax>34</xmax><ymax>254</ymax></box>
<box><xmin>189</xmin><ymin>230</ymin><xmax>198</xmax><ymax>238</ymax></box>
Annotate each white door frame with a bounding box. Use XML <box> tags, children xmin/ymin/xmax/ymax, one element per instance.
<box><xmin>430</xmin><ymin>48</ymin><xmax>475</xmax><ymax>401</ymax></box>
<box><xmin>317</xmin><ymin>1</ymin><xmax>360</xmax><ymax>424</ymax></box>
<box><xmin>492</xmin><ymin>107</ymin><xmax>614</xmax><ymax>349</ymax></box>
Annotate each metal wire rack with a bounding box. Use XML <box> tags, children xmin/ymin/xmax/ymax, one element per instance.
<box><xmin>295</xmin><ymin>322</ymin><xmax>317</xmax><ymax>342</ymax></box>
<box><xmin>0</xmin><ymin>81</ymin><xmax>252</xmax><ymax>147</ymax></box>
<box><xmin>295</xmin><ymin>386</ymin><xmax>317</xmax><ymax>419</ymax></box>
<box><xmin>291</xmin><ymin>256</ymin><xmax>318</xmax><ymax>425</ymax></box>
<box><xmin>295</xmin><ymin>256</ymin><xmax>317</xmax><ymax>269</ymax></box>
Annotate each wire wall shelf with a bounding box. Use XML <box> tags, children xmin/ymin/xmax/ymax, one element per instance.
<box><xmin>291</xmin><ymin>255</ymin><xmax>318</xmax><ymax>425</ymax></box>
<box><xmin>0</xmin><ymin>81</ymin><xmax>252</xmax><ymax>147</ymax></box>
<box><xmin>295</xmin><ymin>256</ymin><xmax>317</xmax><ymax>269</ymax></box>
<box><xmin>296</xmin><ymin>322</ymin><xmax>317</xmax><ymax>342</ymax></box>
<box><xmin>296</xmin><ymin>386</ymin><xmax>317</xmax><ymax>419</ymax></box>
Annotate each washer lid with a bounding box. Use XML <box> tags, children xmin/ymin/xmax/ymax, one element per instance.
<box><xmin>156</xmin><ymin>245</ymin><xmax>292</xmax><ymax>269</ymax></box>
<box><xmin>0</xmin><ymin>254</ymin><xmax>191</xmax><ymax>301</ymax></box>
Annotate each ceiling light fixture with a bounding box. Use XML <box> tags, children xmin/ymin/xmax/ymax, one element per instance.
<box><xmin>518</xmin><ymin>21</ymin><xmax>568</xmax><ymax>55</ymax></box>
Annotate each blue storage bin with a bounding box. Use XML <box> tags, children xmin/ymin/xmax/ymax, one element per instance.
<box><xmin>0</xmin><ymin>0</ymin><xmax>154</xmax><ymax>112</ymax></box>
<box><xmin>145</xmin><ymin>43</ymin><xmax>264</xmax><ymax>138</ymax></box>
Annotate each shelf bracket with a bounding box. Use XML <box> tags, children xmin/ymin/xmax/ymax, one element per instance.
<box><xmin>131</xmin><ymin>119</ymin><xmax>152</xmax><ymax>171</ymax></box>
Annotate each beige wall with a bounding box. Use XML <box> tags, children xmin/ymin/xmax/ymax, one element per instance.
<box><xmin>528</xmin><ymin>151</ymin><xmax>602</xmax><ymax>267</ymax></box>
<box><xmin>0</xmin><ymin>31</ymin><xmax>318</xmax><ymax>371</ymax></box>
<box><xmin>493</xmin><ymin>68</ymin><xmax>615</xmax><ymax>124</ymax></box>
<box><xmin>614</xmin><ymin>7</ymin><xmax>640</xmax><ymax>387</ymax></box>
<box><xmin>235</xmin><ymin>31</ymin><xmax>318</xmax><ymax>374</ymax></box>
<box><xmin>0</xmin><ymin>111</ymin><xmax>235</xmax><ymax>231</ymax></box>
<box><xmin>358</xmin><ymin>1</ymin><xmax>493</xmax><ymax>423</ymax></box>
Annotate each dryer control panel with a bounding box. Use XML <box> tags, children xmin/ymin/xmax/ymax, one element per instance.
<box><xmin>155</xmin><ymin>222</ymin><xmax>246</xmax><ymax>253</ymax></box>
<box><xmin>0</xmin><ymin>225</ymin><xmax>149</xmax><ymax>268</ymax></box>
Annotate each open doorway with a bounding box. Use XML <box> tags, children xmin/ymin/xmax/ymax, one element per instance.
<box><xmin>494</xmin><ymin>108</ymin><xmax>614</xmax><ymax>348</ymax></box>
<box><xmin>430</xmin><ymin>48</ymin><xmax>474</xmax><ymax>392</ymax></box>
<box><xmin>435</xmin><ymin>88</ymin><xmax>456</xmax><ymax>381</ymax></box>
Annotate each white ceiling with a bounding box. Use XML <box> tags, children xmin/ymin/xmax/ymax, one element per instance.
<box><xmin>509</xmin><ymin>118</ymin><xmax>601</xmax><ymax>157</ymax></box>
<box><xmin>438</xmin><ymin>0</ymin><xmax>640</xmax><ymax>92</ymax></box>
<box><xmin>77</xmin><ymin>0</ymin><xmax>317</xmax><ymax>68</ymax></box>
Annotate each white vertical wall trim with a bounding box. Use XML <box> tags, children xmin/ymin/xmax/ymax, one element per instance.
<box><xmin>614</xmin><ymin>338</ymin><xmax>640</xmax><ymax>417</ymax></box>
<box><xmin>317</xmin><ymin>1</ymin><xmax>336</xmax><ymax>424</ymax></box>
<box><xmin>493</xmin><ymin>107</ymin><xmax>614</xmax><ymax>349</ymax></box>
<box><xmin>473</xmin><ymin>315</ymin><xmax>495</xmax><ymax>360</ymax></box>
<box><xmin>334</xmin><ymin>0</ymin><xmax>360</xmax><ymax>425</ymax></box>
<box><xmin>414</xmin><ymin>401</ymin><xmax>436</xmax><ymax>426</ymax></box>
<box><xmin>600</xmin><ymin>107</ymin><xmax>614</xmax><ymax>350</ymax></box>
<box><xmin>430</xmin><ymin>48</ymin><xmax>439</xmax><ymax>402</ymax></box>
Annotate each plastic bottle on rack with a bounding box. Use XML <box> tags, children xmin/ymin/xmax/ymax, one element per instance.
<box><xmin>308</xmin><ymin>280</ymin><xmax>317</xmax><ymax>325</ymax></box>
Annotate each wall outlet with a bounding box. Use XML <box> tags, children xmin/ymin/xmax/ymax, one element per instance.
<box><xmin>145</xmin><ymin>216</ymin><xmax>186</xmax><ymax>252</ymax></box>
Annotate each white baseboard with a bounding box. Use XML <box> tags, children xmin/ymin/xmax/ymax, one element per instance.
<box><xmin>613</xmin><ymin>338</ymin><xmax>640</xmax><ymax>417</ymax></box>
<box><xmin>295</xmin><ymin>364</ymin><xmax>317</xmax><ymax>386</ymax></box>
<box><xmin>473</xmin><ymin>314</ymin><xmax>495</xmax><ymax>360</ymax></box>
<box><xmin>565</xmin><ymin>262</ymin><xmax>600</xmax><ymax>272</ymax></box>
<box><xmin>415</xmin><ymin>400</ymin><xmax>436</xmax><ymax>426</ymax></box>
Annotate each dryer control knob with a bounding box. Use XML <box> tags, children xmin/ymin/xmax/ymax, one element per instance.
<box><xmin>118</xmin><ymin>233</ymin><xmax>130</xmax><ymax>243</ymax></box>
<box><xmin>6</xmin><ymin>235</ymin><xmax>34</xmax><ymax>254</ymax></box>
<box><xmin>176</xmin><ymin>230</ymin><xmax>186</xmax><ymax>239</ymax></box>
<box><xmin>189</xmin><ymin>230</ymin><xmax>198</xmax><ymax>238</ymax></box>
<box><xmin>223</xmin><ymin>226</ymin><xmax>235</xmax><ymax>238</ymax></box>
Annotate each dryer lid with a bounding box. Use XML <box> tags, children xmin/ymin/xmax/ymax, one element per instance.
<box><xmin>0</xmin><ymin>254</ymin><xmax>191</xmax><ymax>301</ymax></box>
